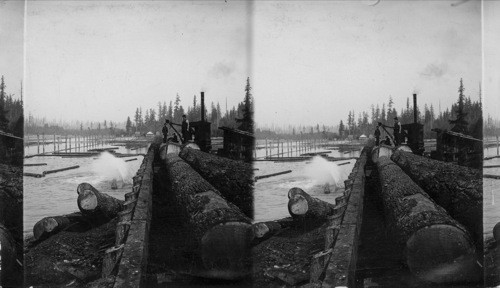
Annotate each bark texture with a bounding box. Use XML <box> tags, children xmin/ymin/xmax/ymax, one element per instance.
<box><xmin>33</xmin><ymin>212</ymin><xmax>92</xmax><ymax>241</ymax></box>
<box><xmin>165</xmin><ymin>154</ymin><xmax>253</xmax><ymax>279</ymax></box>
<box><xmin>287</xmin><ymin>187</ymin><xmax>335</xmax><ymax>220</ymax></box>
<box><xmin>376</xmin><ymin>156</ymin><xmax>479</xmax><ymax>283</ymax></box>
<box><xmin>77</xmin><ymin>183</ymin><xmax>124</xmax><ymax>221</ymax></box>
<box><xmin>252</xmin><ymin>217</ymin><xmax>294</xmax><ymax>240</ymax></box>
<box><xmin>179</xmin><ymin>147</ymin><xmax>254</xmax><ymax>218</ymax></box>
<box><xmin>391</xmin><ymin>150</ymin><xmax>482</xmax><ymax>245</ymax></box>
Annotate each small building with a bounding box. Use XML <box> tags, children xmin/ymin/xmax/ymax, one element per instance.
<box><xmin>358</xmin><ymin>134</ymin><xmax>367</xmax><ymax>141</ymax></box>
<box><xmin>146</xmin><ymin>131</ymin><xmax>154</xmax><ymax>138</ymax></box>
<box><xmin>431</xmin><ymin>128</ymin><xmax>482</xmax><ymax>169</ymax></box>
<box><xmin>218</xmin><ymin>126</ymin><xmax>254</xmax><ymax>162</ymax></box>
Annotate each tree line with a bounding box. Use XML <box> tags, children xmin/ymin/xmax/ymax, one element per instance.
<box><xmin>338</xmin><ymin>79</ymin><xmax>484</xmax><ymax>140</ymax></box>
<box><xmin>126</xmin><ymin>78</ymin><xmax>254</xmax><ymax>137</ymax></box>
<box><xmin>0</xmin><ymin>76</ymin><xmax>23</xmax><ymax>164</ymax></box>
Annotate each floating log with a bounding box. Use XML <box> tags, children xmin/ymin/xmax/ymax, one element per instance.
<box><xmin>125</xmin><ymin>158</ymin><xmax>138</xmax><ymax>162</ymax></box>
<box><xmin>32</xmin><ymin>212</ymin><xmax>92</xmax><ymax>241</ymax></box>
<box><xmin>43</xmin><ymin>165</ymin><xmax>80</xmax><ymax>175</ymax></box>
<box><xmin>300</xmin><ymin>151</ymin><xmax>331</xmax><ymax>156</ymax></box>
<box><xmin>287</xmin><ymin>187</ymin><xmax>335</xmax><ymax>220</ymax></box>
<box><xmin>252</xmin><ymin>217</ymin><xmax>294</xmax><ymax>240</ymax></box>
<box><xmin>165</xmin><ymin>154</ymin><xmax>253</xmax><ymax>279</ymax></box>
<box><xmin>255</xmin><ymin>170</ymin><xmax>292</xmax><ymax>181</ymax></box>
<box><xmin>484</xmin><ymin>155</ymin><xmax>500</xmax><ymax>160</ymax></box>
<box><xmin>23</xmin><ymin>172</ymin><xmax>44</xmax><ymax>178</ymax></box>
<box><xmin>376</xmin><ymin>156</ymin><xmax>479</xmax><ymax>283</ymax></box>
<box><xmin>391</xmin><ymin>150</ymin><xmax>483</xmax><ymax>246</ymax></box>
<box><xmin>178</xmin><ymin>147</ymin><xmax>254</xmax><ymax>218</ymax></box>
<box><xmin>337</xmin><ymin>162</ymin><xmax>350</xmax><ymax>166</ymax></box>
<box><xmin>77</xmin><ymin>183</ymin><xmax>124</xmax><ymax>221</ymax></box>
<box><xmin>24</xmin><ymin>163</ymin><xmax>47</xmax><ymax>167</ymax></box>
<box><xmin>484</xmin><ymin>174</ymin><xmax>500</xmax><ymax>180</ymax></box>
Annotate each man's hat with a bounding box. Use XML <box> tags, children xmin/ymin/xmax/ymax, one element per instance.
<box><xmin>394</xmin><ymin>117</ymin><xmax>398</xmax><ymax>120</ymax></box>
<box><xmin>182</xmin><ymin>114</ymin><xmax>187</xmax><ymax>118</ymax></box>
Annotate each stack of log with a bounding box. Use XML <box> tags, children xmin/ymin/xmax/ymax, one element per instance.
<box><xmin>375</xmin><ymin>154</ymin><xmax>481</xmax><ymax>283</ymax></box>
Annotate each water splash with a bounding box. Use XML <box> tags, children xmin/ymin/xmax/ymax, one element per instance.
<box><xmin>304</xmin><ymin>156</ymin><xmax>346</xmax><ymax>189</ymax></box>
<box><xmin>92</xmin><ymin>152</ymin><xmax>135</xmax><ymax>185</ymax></box>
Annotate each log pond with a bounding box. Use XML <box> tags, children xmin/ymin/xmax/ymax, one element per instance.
<box><xmin>23</xmin><ymin>143</ymin><xmax>147</xmax><ymax>237</ymax></box>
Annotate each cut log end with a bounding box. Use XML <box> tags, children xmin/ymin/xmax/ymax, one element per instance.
<box><xmin>288</xmin><ymin>195</ymin><xmax>309</xmax><ymax>216</ymax></box>
<box><xmin>200</xmin><ymin>222</ymin><xmax>253</xmax><ymax>279</ymax></box>
<box><xmin>33</xmin><ymin>218</ymin><xmax>58</xmax><ymax>241</ymax></box>
<box><xmin>253</xmin><ymin>223</ymin><xmax>271</xmax><ymax>239</ymax></box>
<box><xmin>79</xmin><ymin>190</ymin><xmax>98</xmax><ymax>211</ymax></box>
<box><xmin>406</xmin><ymin>224</ymin><xmax>478</xmax><ymax>283</ymax></box>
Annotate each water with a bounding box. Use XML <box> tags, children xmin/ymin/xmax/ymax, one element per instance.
<box><xmin>483</xmin><ymin>146</ymin><xmax>500</xmax><ymax>240</ymax></box>
<box><xmin>254</xmin><ymin>140</ymin><xmax>360</xmax><ymax>223</ymax></box>
<box><xmin>23</xmin><ymin>144</ymin><xmax>146</xmax><ymax>237</ymax></box>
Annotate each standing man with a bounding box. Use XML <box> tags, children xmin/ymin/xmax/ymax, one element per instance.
<box><xmin>181</xmin><ymin>115</ymin><xmax>190</xmax><ymax>144</ymax></box>
<box><xmin>374</xmin><ymin>124</ymin><xmax>381</xmax><ymax>146</ymax></box>
<box><xmin>393</xmin><ymin>117</ymin><xmax>401</xmax><ymax>146</ymax></box>
<box><xmin>162</xmin><ymin>120</ymin><xmax>169</xmax><ymax>143</ymax></box>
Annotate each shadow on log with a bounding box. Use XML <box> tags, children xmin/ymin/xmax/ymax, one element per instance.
<box><xmin>376</xmin><ymin>156</ymin><xmax>480</xmax><ymax>284</ymax></box>
<box><xmin>165</xmin><ymin>154</ymin><xmax>253</xmax><ymax>279</ymax></box>
<box><xmin>179</xmin><ymin>147</ymin><xmax>254</xmax><ymax>219</ymax></box>
<box><xmin>391</xmin><ymin>150</ymin><xmax>482</xmax><ymax>246</ymax></box>
<box><xmin>0</xmin><ymin>224</ymin><xmax>18</xmax><ymax>286</ymax></box>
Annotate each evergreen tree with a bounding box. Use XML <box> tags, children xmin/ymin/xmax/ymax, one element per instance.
<box><xmin>126</xmin><ymin>116</ymin><xmax>132</xmax><ymax>134</ymax></box>
<box><xmin>237</xmin><ymin>77</ymin><xmax>254</xmax><ymax>132</ymax></box>
<box><xmin>0</xmin><ymin>76</ymin><xmax>10</xmax><ymax>131</ymax></box>
<box><xmin>449</xmin><ymin>78</ymin><xmax>469</xmax><ymax>134</ymax></box>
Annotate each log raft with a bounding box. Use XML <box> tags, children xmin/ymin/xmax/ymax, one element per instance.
<box><xmin>165</xmin><ymin>154</ymin><xmax>253</xmax><ymax>279</ymax></box>
<box><xmin>376</xmin><ymin>156</ymin><xmax>479</xmax><ymax>283</ymax></box>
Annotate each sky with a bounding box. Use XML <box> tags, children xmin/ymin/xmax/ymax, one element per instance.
<box><xmin>253</xmin><ymin>0</ymin><xmax>484</xmax><ymax>128</ymax></box>
<box><xmin>1</xmin><ymin>0</ymin><xmax>498</xmax><ymax>128</ymax></box>
<box><xmin>0</xmin><ymin>0</ymin><xmax>24</xmax><ymax>97</ymax></box>
<box><xmin>24</xmin><ymin>1</ymin><xmax>252</xmax><ymax>124</ymax></box>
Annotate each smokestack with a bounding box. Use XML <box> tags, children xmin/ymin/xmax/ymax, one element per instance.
<box><xmin>201</xmin><ymin>91</ymin><xmax>205</xmax><ymax>122</ymax></box>
<box><xmin>413</xmin><ymin>93</ymin><xmax>418</xmax><ymax>123</ymax></box>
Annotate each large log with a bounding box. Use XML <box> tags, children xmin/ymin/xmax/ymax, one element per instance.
<box><xmin>33</xmin><ymin>212</ymin><xmax>92</xmax><ymax>241</ymax></box>
<box><xmin>165</xmin><ymin>154</ymin><xmax>253</xmax><ymax>279</ymax></box>
<box><xmin>376</xmin><ymin>156</ymin><xmax>479</xmax><ymax>283</ymax></box>
<box><xmin>391</xmin><ymin>150</ymin><xmax>483</xmax><ymax>246</ymax></box>
<box><xmin>77</xmin><ymin>183</ymin><xmax>124</xmax><ymax>221</ymax></box>
<box><xmin>287</xmin><ymin>187</ymin><xmax>335</xmax><ymax>220</ymax></box>
<box><xmin>179</xmin><ymin>147</ymin><xmax>254</xmax><ymax>218</ymax></box>
<box><xmin>252</xmin><ymin>217</ymin><xmax>294</xmax><ymax>240</ymax></box>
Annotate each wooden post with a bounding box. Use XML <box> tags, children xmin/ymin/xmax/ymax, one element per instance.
<box><xmin>497</xmin><ymin>135</ymin><xmax>499</xmax><ymax>156</ymax></box>
<box><xmin>69</xmin><ymin>135</ymin><xmax>72</xmax><ymax>151</ymax></box>
<box><xmin>265</xmin><ymin>138</ymin><xmax>268</xmax><ymax>158</ymax></box>
<box><xmin>42</xmin><ymin>133</ymin><xmax>45</xmax><ymax>154</ymax></box>
<box><xmin>53</xmin><ymin>134</ymin><xmax>56</xmax><ymax>152</ymax></box>
<box><xmin>37</xmin><ymin>134</ymin><xmax>40</xmax><ymax>154</ymax></box>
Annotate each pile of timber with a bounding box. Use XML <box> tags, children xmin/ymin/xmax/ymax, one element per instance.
<box><xmin>164</xmin><ymin>153</ymin><xmax>253</xmax><ymax>279</ymax></box>
<box><xmin>375</xmin><ymin>156</ymin><xmax>479</xmax><ymax>283</ymax></box>
<box><xmin>390</xmin><ymin>150</ymin><xmax>483</xmax><ymax>246</ymax></box>
<box><xmin>179</xmin><ymin>147</ymin><xmax>254</xmax><ymax>218</ymax></box>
